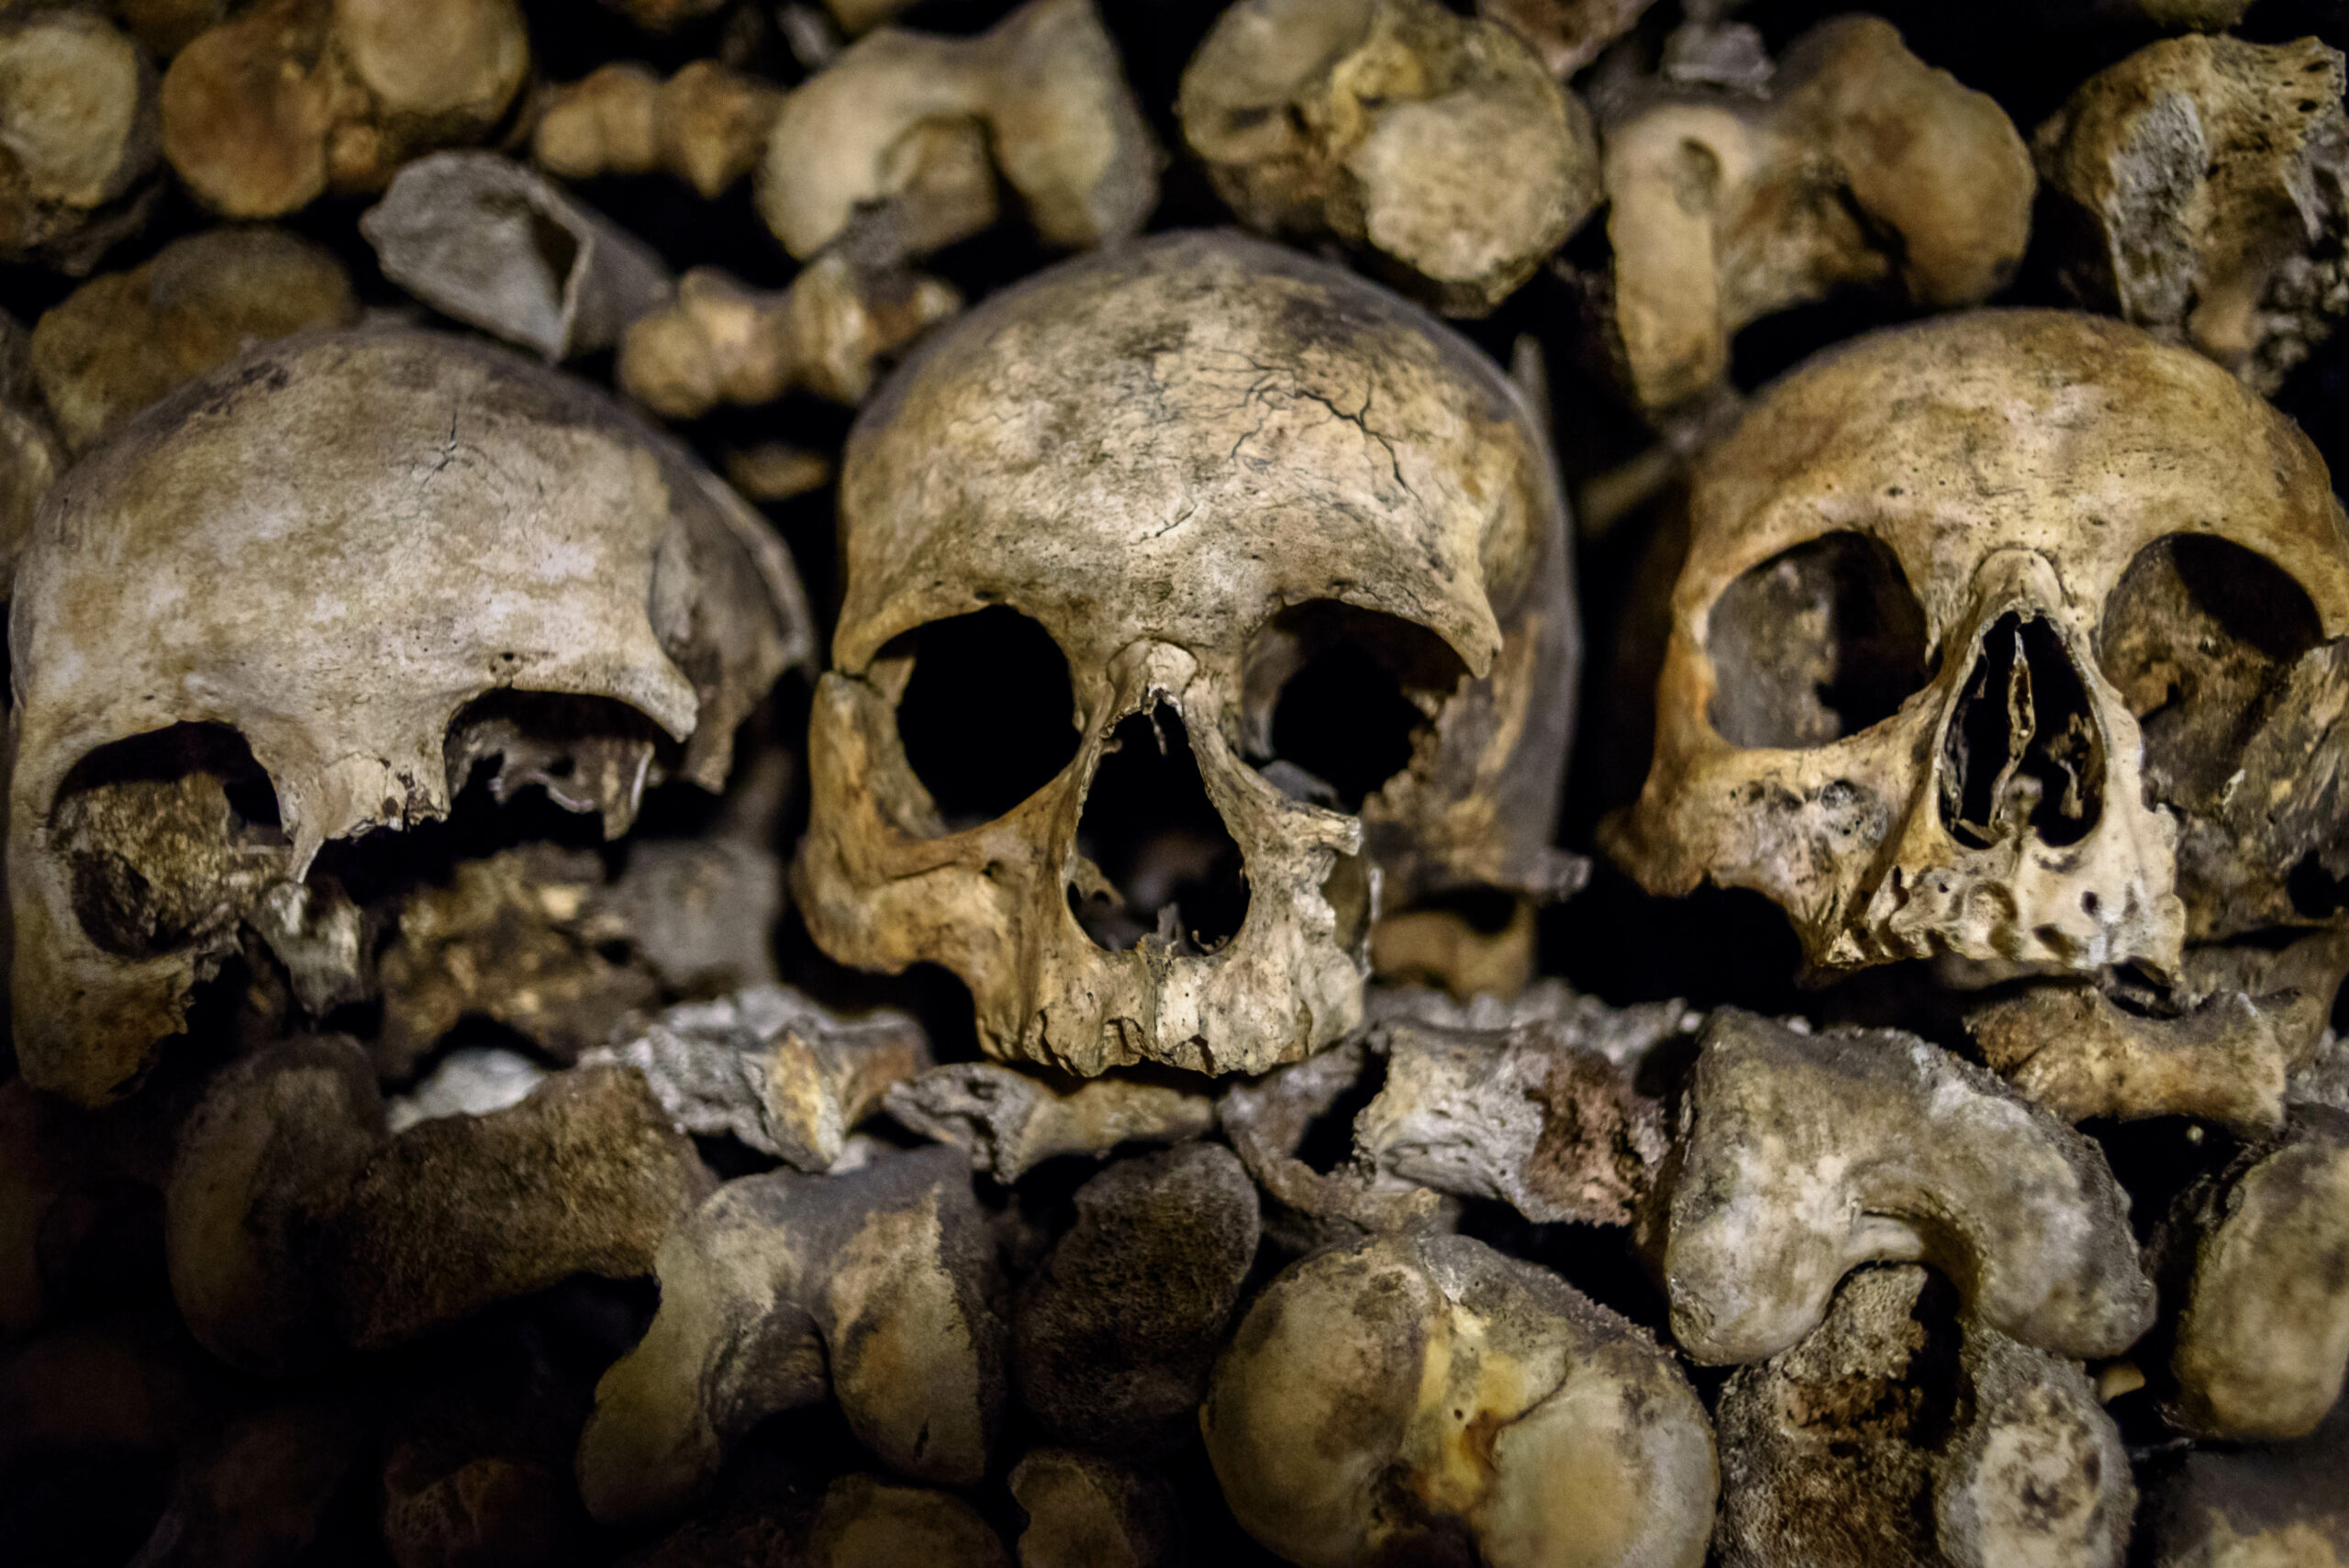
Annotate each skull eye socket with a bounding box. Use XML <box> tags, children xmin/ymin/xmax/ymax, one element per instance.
<box><xmin>51</xmin><ymin>723</ymin><xmax>288</xmax><ymax>959</ymax></box>
<box><xmin>2097</xmin><ymin>533</ymin><xmax>2325</xmax><ymax>807</ymax></box>
<box><xmin>887</xmin><ymin>606</ymin><xmax>1080</xmax><ymax>831</ymax></box>
<box><xmin>1240</xmin><ymin>600</ymin><xmax>1469</xmax><ymax>814</ymax></box>
<box><xmin>1706</xmin><ymin>531</ymin><xmax>1932</xmax><ymax>749</ymax></box>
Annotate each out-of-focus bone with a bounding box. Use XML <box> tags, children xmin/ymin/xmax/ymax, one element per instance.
<box><xmin>384</xmin><ymin>1046</ymin><xmax>548</xmax><ymax>1134</ymax></box>
<box><xmin>534</xmin><ymin>61</ymin><xmax>783</xmax><ymax>199</ymax></box>
<box><xmin>2035</xmin><ymin>34</ymin><xmax>2349</xmax><ymax>394</ymax></box>
<box><xmin>755</xmin><ymin>0</ymin><xmax>1159</xmax><ymax>263</ymax></box>
<box><xmin>1355</xmin><ymin>991</ymin><xmax>1689</xmax><ymax>1225</ymax></box>
<box><xmin>143</xmin><ymin>1391</ymin><xmax>370</xmax><ymax>1568</ymax></box>
<box><xmin>378</xmin><ymin>1314</ymin><xmax>596</xmax><ymax>1568</ymax></box>
<box><xmin>806</xmin><ymin>1474</ymin><xmax>1011</xmax><ymax>1568</ymax></box>
<box><xmin>616</xmin><ymin>252</ymin><xmax>958</xmax><ymax>416</ymax></box>
<box><xmin>0</xmin><ymin>7</ymin><xmax>160</xmax><ymax>272</ymax></box>
<box><xmin>2139</xmin><ymin>1391</ymin><xmax>2349</xmax><ymax>1567</ymax></box>
<box><xmin>1656</xmin><ymin>1009</ymin><xmax>2154</xmax><ymax>1365</ymax></box>
<box><xmin>2165</xmin><ymin>1106</ymin><xmax>2349</xmax><ymax>1442</ymax></box>
<box><xmin>885</xmin><ymin>1061</ymin><xmax>1217</xmax><ymax>1182</ymax></box>
<box><xmin>362</xmin><ymin>151</ymin><xmax>674</xmax><ymax>361</ymax></box>
<box><xmin>167</xmin><ymin>1040</ymin><xmax>710</xmax><ymax>1373</ymax></box>
<box><xmin>0</xmin><ymin>1309</ymin><xmax>367</xmax><ymax>1565</ymax></box>
<box><xmin>1968</xmin><ymin>981</ymin><xmax>2326</xmax><ymax>1136</ymax></box>
<box><xmin>1478</xmin><ymin>0</ymin><xmax>1658</xmax><ymax>78</ymax></box>
<box><xmin>577</xmin><ymin>1143</ymin><xmax>1004</xmax><ymax>1524</ymax></box>
<box><xmin>1012</xmin><ymin>1143</ymin><xmax>1259</xmax><ymax>1457</ymax></box>
<box><xmin>1204</xmin><ymin>1231</ymin><xmax>1718</xmax><ymax>1568</ymax></box>
<box><xmin>165</xmin><ymin>1036</ymin><xmax>387</xmax><ymax>1376</ymax></box>
<box><xmin>160</xmin><ymin>0</ymin><xmax>529</xmax><ymax>217</ymax></box>
<box><xmin>586</xmin><ymin>984</ymin><xmax>930</xmax><ymax>1171</ymax></box>
<box><xmin>373</xmin><ymin>845</ymin><xmax>665</xmax><ymax>1082</ymax></box>
<box><xmin>1716</xmin><ymin>1264</ymin><xmax>2134</xmax><ymax>1568</ymax></box>
<box><xmin>0</xmin><ymin>1310</ymin><xmax>202</xmax><ymax>1471</ymax></box>
<box><xmin>0</xmin><ymin>311</ymin><xmax>64</xmax><ymax>593</ymax></box>
<box><xmin>1179</xmin><ymin>0</ymin><xmax>1599</xmax><ymax>315</ymax></box>
<box><xmin>1598</xmin><ymin>16</ymin><xmax>2032</xmax><ymax>417</ymax></box>
<box><xmin>723</xmin><ymin>442</ymin><xmax>832</xmax><ymax>502</ymax></box>
<box><xmin>1009</xmin><ymin>1450</ymin><xmax>1183</xmax><ymax>1568</ymax></box>
<box><xmin>334</xmin><ymin>1064</ymin><xmax>712</xmax><ymax>1352</ymax></box>
<box><xmin>1368</xmin><ymin>895</ymin><xmax>1539</xmax><ymax>999</ymax></box>
<box><xmin>0</xmin><ymin>1072</ymin><xmax>193</xmax><ymax>1339</ymax></box>
<box><xmin>28</xmin><ymin>227</ymin><xmax>358</xmax><ymax>455</ymax></box>
<box><xmin>1219</xmin><ymin>1036</ymin><xmax>1453</xmax><ymax>1251</ymax></box>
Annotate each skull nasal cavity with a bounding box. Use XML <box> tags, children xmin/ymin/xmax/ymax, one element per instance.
<box><xmin>892</xmin><ymin>607</ymin><xmax>1080</xmax><ymax>829</ymax></box>
<box><xmin>1940</xmin><ymin>614</ymin><xmax>2106</xmax><ymax>851</ymax></box>
<box><xmin>1068</xmin><ymin>707</ymin><xmax>1250</xmax><ymax>956</ymax></box>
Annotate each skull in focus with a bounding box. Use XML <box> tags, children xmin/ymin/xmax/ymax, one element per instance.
<box><xmin>9</xmin><ymin>328</ymin><xmax>810</xmax><ymax>1105</ymax></box>
<box><xmin>1606</xmin><ymin>310</ymin><xmax>2349</xmax><ymax>975</ymax></box>
<box><xmin>794</xmin><ymin>231</ymin><xmax>1576</xmax><ymax>1077</ymax></box>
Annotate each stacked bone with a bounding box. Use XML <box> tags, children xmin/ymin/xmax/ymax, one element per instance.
<box><xmin>4</xmin><ymin>1</ymin><xmax>2349</xmax><ymax>1566</ymax></box>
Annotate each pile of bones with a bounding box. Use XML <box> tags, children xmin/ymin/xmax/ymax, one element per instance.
<box><xmin>6</xmin><ymin>0</ymin><xmax>2349</xmax><ymax>1562</ymax></box>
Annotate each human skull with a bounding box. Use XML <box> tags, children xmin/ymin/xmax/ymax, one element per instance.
<box><xmin>794</xmin><ymin>231</ymin><xmax>1576</xmax><ymax>1077</ymax></box>
<box><xmin>1606</xmin><ymin>310</ymin><xmax>2349</xmax><ymax>975</ymax></box>
<box><xmin>10</xmin><ymin>328</ymin><xmax>810</xmax><ymax>1105</ymax></box>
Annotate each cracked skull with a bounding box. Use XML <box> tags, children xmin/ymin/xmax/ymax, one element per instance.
<box><xmin>794</xmin><ymin>230</ymin><xmax>1576</xmax><ymax>1077</ymax></box>
<box><xmin>1607</xmin><ymin>310</ymin><xmax>2349</xmax><ymax>974</ymax></box>
<box><xmin>9</xmin><ymin>328</ymin><xmax>809</xmax><ymax>1105</ymax></box>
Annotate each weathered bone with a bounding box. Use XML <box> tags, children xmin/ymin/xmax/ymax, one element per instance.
<box><xmin>362</xmin><ymin>152</ymin><xmax>674</xmax><ymax>361</ymax></box>
<box><xmin>795</xmin><ymin>230</ymin><xmax>1575</xmax><ymax>1076</ymax></box>
<box><xmin>1203</xmin><ymin>1232</ymin><xmax>1719</xmax><ymax>1567</ymax></box>
<box><xmin>616</xmin><ymin>252</ymin><xmax>958</xmax><ymax>416</ymax></box>
<box><xmin>2036</xmin><ymin>34</ymin><xmax>2349</xmax><ymax>394</ymax></box>
<box><xmin>28</xmin><ymin>227</ymin><xmax>357</xmax><ymax>455</ymax></box>
<box><xmin>160</xmin><ymin>0</ymin><xmax>529</xmax><ymax>217</ymax></box>
<box><xmin>9</xmin><ymin>328</ymin><xmax>808</xmax><ymax>1103</ymax></box>
<box><xmin>535</xmin><ymin>61</ymin><xmax>782</xmax><ymax>198</ymax></box>
<box><xmin>1596</xmin><ymin>17</ymin><xmax>2032</xmax><ymax>417</ymax></box>
<box><xmin>886</xmin><ymin>1061</ymin><xmax>1217</xmax><ymax>1182</ymax></box>
<box><xmin>167</xmin><ymin>1040</ymin><xmax>711</xmax><ymax>1373</ymax></box>
<box><xmin>756</xmin><ymin>0</ymin><xmax>1159</xmax><ymax>264</ymax></box>
<box><xmin>577</xmin><ymin>1143</ymin><xmax>1004</xmax><ymax>1522</ymax></box>
<box><xmin>1009</xmin><ymin>1450</ymin><xmax>1183</xmax><ymax>1568</ymax></box>
<box><xmin>0</xmin><ymin>7</ymin><xmax>161</xmax><ymax>272</ymax></box>
<box><xmin>2165</xmin><ymin>1106</ymin><xmax>2349</xmax><ymax>1441</ymax></box>
<box><xmin>1180</xmin><ymin>0</ymin><xmax>1599</xmax><ymax>315</ymax></box>
<box><xmin>1716</xmin><ymin>1265</ymin><xmax>2134</xmax><ymax>1568</ymax></box>
<box><xmin>1011</xmin><ymin>1142</ymin><xmax>1258</xmax><ymax>1457</ymax></box>
<box><xmin>1608</xmin><ymin>311</ymin><xmax>2349</xmax><ymax>975</ymax></box>
<box><xmin>1654</xmin><ymin>1009</ymin><xmax>2154</xmax><ymax>1364</ymax></box>
<box><xmin>587</xmin><ymin>984</ymin><xmax>930</xmax><ymax>1171</ymax></box>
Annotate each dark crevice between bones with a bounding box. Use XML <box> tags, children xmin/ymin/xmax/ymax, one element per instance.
<box><xmin>1241</xmin><ymin>600</ymin><xmax>1467</xmax><ymax>814</ymax></box>
<box><xmin>1708</xmin><ymin>531</ymin><xmax>1932</xmax><ymax>749</ymax></box>
<box><xmin>889</xmin><ymin>606</ymin><xmax>1081</xmax><ymax>830</ymax></box>
<box><xmin>1067</xmin><ymin>706</ymin><xmax>1249</xmax><ymax>956</ymax></box>
<box><xmin>1292</xmin><ymin>1047</ymin><xmax>1387</xmax><ymax>1176</ymax></box>
<box><xmin>1940</xmin><ymin>613</ymin><xmax>2105</xmax><ymax>851</ymax></box>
